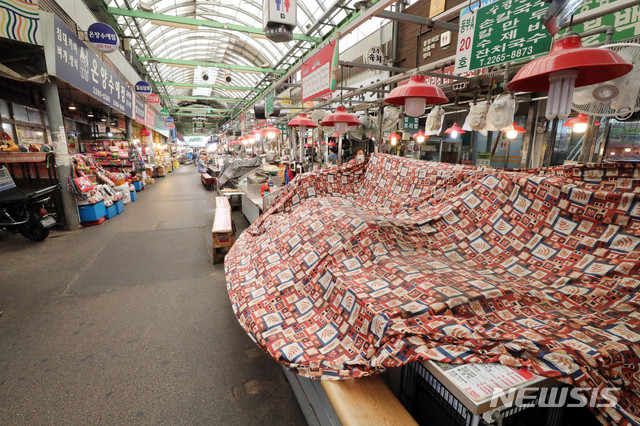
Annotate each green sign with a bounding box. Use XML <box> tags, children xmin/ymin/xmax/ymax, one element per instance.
<box><xmin>160</xmin><ymin>108</ymin><xmax>170</xmax><ymax>117</ymax></box>
<box><xmin>265</xmin><ymin>92</ymin><xmax>275</xmax><ymax>117</ymax></box>
<box><xmin>477</xmin><ymin>152</ymin><xmax>491</xmax><ymax>166</ymax></box>
<box><xmin>562</xmin><ymin>1</ymin><xmax>640</xmax><ymax>45</ymax></box>
<box><xmin>455</xmin><ymin>0</ymin><xmax>551</xmax><ymax>74</ymax></box>
<box><xmin>402</xmin><ymin>115</ymin><xmax>419</xmax><ymax>132</ymax></box>
<box><xmin>275</xmin><ymin>123</ymin><xmax>287</xmax><ymax>135</ymax></box>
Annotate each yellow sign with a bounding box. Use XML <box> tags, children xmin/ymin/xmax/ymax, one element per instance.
<box><xmin>429</xmin><ymin>0</ymin><xmax>445</xmax><ymax>18</ymax></box>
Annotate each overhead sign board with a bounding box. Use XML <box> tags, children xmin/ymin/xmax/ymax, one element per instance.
<box><xmin>147</xmin><ymin>93</ymin><xmax>160</xmax><ymax>104</ymax></box>
<box><xmin>455</xmin><ymin>0</ymin><xmax>551</xmax><ymax>74</ymax></box>
<box><xmin>301</xmin><ymin>39</ymin><xmax>338</xmax><ymax>104</ymax></box>
<box><xmin>87</xmin><ymin>22</ymin><xmax>119</xmax><ymax>53</ymax></box>
<box><xmin>51</xmin><ymin>16</ymin><xmax>133</xmax><ymax>117</ymax></box>
<box><xmin>135</xmin><ymin>80</ymin><xmax>152</xmax><ymax>95</ymax></box>
<box><xmin>160</xmin><ymin>108</ymin><xmax>170</xmax><ymax>117</ymax></box>
<box><xmin>265</xmin><ymin>91</ymin><xmax>275</xmax><ymax>117</ymax></box>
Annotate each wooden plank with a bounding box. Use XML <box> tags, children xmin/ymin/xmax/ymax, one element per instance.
<box><xmin>283</xmin><ymin>368</ymin><xmax>340</xmax><ymax>426</ymax></box>
<box><xmin>321</xmin><ymin>376</ymin><xmax>418</xmax><ymax>426</ymax></box>
<box><xmin>215</xmin><ymin>196</ymin><xmax>231</xmax><ymax>210</ymax></box>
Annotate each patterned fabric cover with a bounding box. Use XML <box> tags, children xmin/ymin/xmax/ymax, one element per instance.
<box><xmin>225</xmin><ymin>153</ymin><xmax>640</xmax><ymax>424</ymax></box>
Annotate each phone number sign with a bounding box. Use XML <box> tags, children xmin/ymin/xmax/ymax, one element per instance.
<box><xmin>455</xmin><ymin>0</ymin><xmax>552</xmax><ymax>74</ymax></box>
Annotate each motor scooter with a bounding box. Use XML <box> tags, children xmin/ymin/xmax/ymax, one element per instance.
<box><xmin>0</xmin><ymin>166</ymin><xmax>58</xmax><ymax>241</ymax></box>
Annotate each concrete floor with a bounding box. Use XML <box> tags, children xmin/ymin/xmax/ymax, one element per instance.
<box><xmin>0</xmin><ymin>164</ymin><xmax>306</xmax><ymax>425</ymax></box>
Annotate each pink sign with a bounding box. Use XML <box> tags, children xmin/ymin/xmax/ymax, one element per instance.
<box><xmin>147</xmin><ymin>93</ymin><xmax>160</xmax><ymax>104</ymax></box>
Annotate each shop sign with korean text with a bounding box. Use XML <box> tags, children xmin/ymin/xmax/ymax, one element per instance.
<box><xmin>563</xmin><ymin>1</ymin><xmax>640</xmax><ymax>45</ymax></box>
<box><xmin>145</xmin><ymin>106</ymin><xmax>155</xmax><ymax>129</ymax></box>
<box><xmin>51</xmin><ymin>16</ymin><xmax>134</xmax><ymax>117</ymax></box>
<box><xmin>402</xmin><ymin>116</ymin><xmax>419</xmax><ymax>132</ymax></box>
<box><xmin>135</xmin><ymin>80</ymin><xmax>152</xmax><ymax>95</ymax></box>
<box><xmin>165</xmin><ymin>116</ymin><xmax>174</xmax><ymax>124</ymax></box>
<box><xmin>301</xmin><ymin>38</ymin><xmax>338</xmax><ymax>104</ymax></box>
<box><xmin>87</xmin><ymin>23</ymin><xmax>119</xmax><ymax>53</ymax></box>
<box><xmin>265</xmin><ymin>91</ymin><xmax>275</xmax><ymax>117</ymax></box>
<box><xmin>454</xmin><ymin>0</ymin><xmax>552</xmax><ymax>74</ymax></box>
<box><xmin>147</xmin><ymin>93</ymin><xmax>160</xmax><ymax>104</ymax></box>
<box><xmin>160</xmin><ymin>108</ymin><xmax>170</xmax><ymax>117</ymax></box>
<box><xmin>134</xmin><ymin>96</ymin><xmax>146</xmax><ymax>125</ymax></box>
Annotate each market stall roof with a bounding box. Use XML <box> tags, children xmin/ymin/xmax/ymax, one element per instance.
<box><xmin>104</xmin><ymin>0</ymin><xmax>404</xmax><ymax>134</ymax></box>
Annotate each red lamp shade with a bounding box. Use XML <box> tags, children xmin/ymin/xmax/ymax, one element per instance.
<box><xmin>412</xmin><ymin>130</ymin><xmax>428</xmax><ymax>143</ymax></box>
<box><xmin>320</xmin><ymin>106</ymin><xmax>360</xmax><ymax>135</ymax></box>
<box><xmin>304</xmin><ymin>143</ymin><xmax>312</xmax><ymax>148</ymax></box>
<box><xmin>507</xmin><ymin>34</ymin><xmax>632</xmax><ymax>121</ymax></box>
<box><xmin>506</xmin><ymin>34</ymin><xmax>633</xmax><ymax>92</ymax></box>
<box><xmin>444</xmin><ymin>124</ymin><xmax>465</xmax><ymax>134</ymax></box>
<box><xmin>387</xmin><ymin>132</ymin><xmax>402</xmax><ymax>146</ymax></box>
<box><xmin>261</xmin><ymin>125</ymin><xmax>282</xmax><ymax>137</ymax></box>
<box><xmin>502</xmin><ymin>122</ymin><xmax>526</xmax><ymax>139</ymax></box>
<box><xmin>327</xmin><ymin>141</ymin><xmax>337</xmax><ymax>146</ymax></box>
<box><xmin>330</xmin><ymin>133</ymin><xmax>340</xmax><ymax>138</ymax></box>
<box><xmin>385</xmin><ymin>74</ymin><xmax>448</xmax><ymax>117</ymax></box>
<box><xmin>288</xmin><ymin>114</ymin><xmax>317</xmax><ymax>129</ymax></box>
<box><xmin>563</xmin><ymin>113</ymin><xmax>600</xmax><ymax>127</ymax></box>
<box><xmin>140</xmin><ymin>127</ymin><xmax>151</xmax><ymax>136</ymax></box>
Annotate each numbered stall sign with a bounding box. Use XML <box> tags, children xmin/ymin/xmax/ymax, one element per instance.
<box><xmin>455</xmin><ymin>0</ymin><xmax>552</xmax><ymax>74</ymax></box>
<box><xmin>87</xmin><ymin>23</ymin><xmax>119</xmax><ymax>53</ymax></box>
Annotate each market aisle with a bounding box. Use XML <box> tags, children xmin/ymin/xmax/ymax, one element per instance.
<box><xmin>0</xmin><ymin>165</ymin><xmax>306</xmax><ymax>425</ymax></box>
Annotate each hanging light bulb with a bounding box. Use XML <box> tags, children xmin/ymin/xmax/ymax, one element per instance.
<box><xmin>385</xmin><ymin>74</ymin><xmax>448</xmax><ymax>117</ymax></box>
<box><xmin>444</xmin><ymin>123</ymin><xmax>465</xmax><ymax>139</ymax></box>
<box><xmin>413</xmin><ymin>130</ymin><xmax>428</xmax><ymax>143</ymax></box>
<box><xmin>502</xmin><ymin>122</ymin><xmax>526</xmax><ymax>140</ymax></box>
<box><xmin>68</xmin><ymin>102</ymin><xmax>77</xmax><ymax>111</ymax></box>
<box><xmin>388</xmin><ymin>132</ymin><xmax>401</xmax><ymax>146</ymax></box>
<box><xmin>320</xmin><ymin>106</ymin><xmax>360</xmax><ymax>134</ymax></box>
<box><xmin>507</xmin><ymin>33</ymin><xmax>632</xmax><ymax>120</ymax></box>
<box><xmin>563</xmin><ymin>113</ymin><xmax>600</xmax><ymax>134</ymax></box>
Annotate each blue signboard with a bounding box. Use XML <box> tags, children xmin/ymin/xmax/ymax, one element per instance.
<box><xmin>134</xmin><ymin>96</ymin><xmax>146</xmax><ymax>125</ymax></box>
<box><xmin>53</xmin><ymin>16</ymin><xmax>134</xmax><ymax>118</ymax></box>
<box><xmin>87</xmin><ymin>22</ymin><xmax>119</xmax><ymax>53</ymax></box>
<box><xmin>135</xmin><ymin>80</ymin><xmax>152</xmax><ymax>95</ymax></box>
<box><xmin>165</xmin><ymin>116</ymin><xmax>174</xmax><ymax>123</ymax></box>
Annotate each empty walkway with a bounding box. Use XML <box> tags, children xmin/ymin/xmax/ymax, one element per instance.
<box><xmin>0</xmin><ymin>164</ymin><xmax>305</xmax><ymax>425</ymax></box>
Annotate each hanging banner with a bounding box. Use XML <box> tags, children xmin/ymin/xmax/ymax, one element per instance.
<box><xmin>301</xmin><ymin>38</ymin><xmax>337</xmax><ymax>104</ymax></box>
<box><xmin>135</xmin><ymin>80</ymin><xmax>152</xmax><ymax>95</ymax></box>
<box><xmin>454</xmin><ymin>0</ymin><xmax>551</xmax><ymax>74</ymax></box>
<box><xmin>0</xmin><ymin>0</ymin><xmax>39</xmax><ymax>44</ymax></box>
<box><xmin>51</xmin><ymin>16</ymin><xmax>134</xmax><ymax>118</ymax></box>
<box><xmin>87</xmin><ymin>23</ymin><xmax>119</xmax><ymax>53</ymax></box>
<box><xmin>147</xmin><ymin>93</ymin><xmax>160</xmax><ymax>104</ymax></box>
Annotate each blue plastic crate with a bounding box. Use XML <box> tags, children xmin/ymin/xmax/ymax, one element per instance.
<box><xmin>78</xmin><ymin>201</ymin><xmax>106</xmax><ymax>222</ymax></box>
<box><xmin>105</xmin><ymin>204</ymin><xmax>117</xmax><ymax>219</ymax></box>
<box><xmin>133</xmin><ymin>180</ymin><xmax>142</xmax><ymax>191</ymax></box>
<box><xmin>130</xmin><ymin>190</ymin><xmax>137</xmax><ymax>202</ymax></box>
<box><xmin>115</xmin><ymin>199</ymin><xmax>124</xmax><ymax>214</ymax></box>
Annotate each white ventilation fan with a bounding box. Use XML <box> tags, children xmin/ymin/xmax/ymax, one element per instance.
<box><xmin>381</xmin><ymin>106</ymin><xmax>401</xmax><ymax>130</ymax></box>
<box><xmin>348</xmin><ymin>114</ymin><xmax>378</xmax><ymax>141</ymax></box>
<box><xmin>311</xmin><ymin>109</ymin><xmax>332</xmax><ymax>133</ymax></box>
<box><xmin>572</xmin><ymin>43</ymin><xmax>640</xmax><ymax>120</ymax></box>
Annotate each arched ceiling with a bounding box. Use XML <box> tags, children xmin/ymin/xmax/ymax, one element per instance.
<box><xmin>105</xmin><ymin>0</ymin><xmax>367</xmax><ymax>133</ymax></box>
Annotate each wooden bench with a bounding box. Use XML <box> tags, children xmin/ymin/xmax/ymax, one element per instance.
<box><xmin>212</xmin><ymin>196</ymin><xmax>235</xmax><ymax>264</ymax></box>
<box><xmin>321</xmin><ymin>376</ymin><xmax>417</xmax><ymax>426</ymax></box>
<box><xmin>201</xmin><ymin>173</ymin><xmax>215</xmax><ymax>190</ymax></box>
